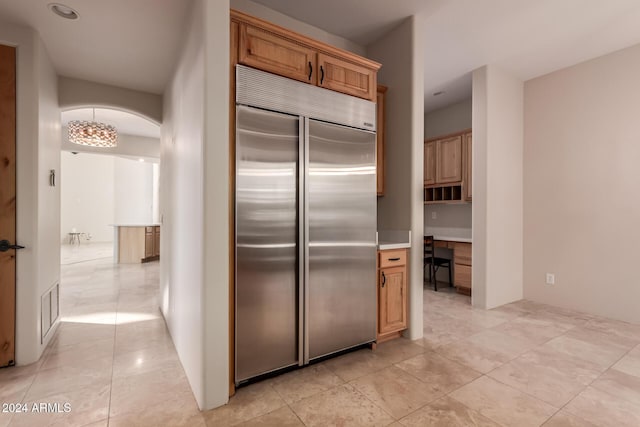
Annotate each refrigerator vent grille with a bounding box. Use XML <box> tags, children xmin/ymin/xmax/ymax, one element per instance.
<box><xmin>236</xmin><ymin>65</ymin><xmax>376</xmax><ymax>132</ymax></box>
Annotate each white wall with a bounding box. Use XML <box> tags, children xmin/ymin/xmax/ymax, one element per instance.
<box><xmin>61</xmin><ymin>130</ymin><xmax>160</xmax><ymax>158</ymax></box>
<box><xmin>61</xmin><ymin>152</ymin><xmax>115</xmax><ymax>242</ymax></box>
<box><xmin>114</xmin><ymin>157</ymin><xmax>154</xmax><ymax>224</ymax></box>
<box><xmin>202</xmin><ymin>0</ymin><xmax>230</xmax><ymax>410</ymax></box>
<box><xmin>61</xmin><ymin>153</ymin><xmax>156</xmax><ymax>242</ymax></box>
<box><xmin>35</xmin><ymin>33</ymin><xmax>61</xmax><ymax>356</ymax></box>
<box><xmin>524</xmin><ymin>43</ymin><xmax>640</xmax><ymax>324</ymax></box>
<box><xmin>58</xmin><ymin>77</ymin><xmax>162</xmax><ymax>124</ymax></box>
<box><xmin>367</xmin><ymin>16</ymin><xmax>424</xmax><ymax>340</ymax></box>
<box><xmin>472</xmin><ymin>65</ymin><xmax>524</xmax><ymax>309</ymax></box>
<box><xmin>160</xmin><ymin>0</ymin><xmax>230</xmax><ymax>410</ymax></box>
<box><xmin>424</xmin><ymin>98</ymin><xmax>472</xmax><ymax>139</ymax></box>
<box><xmin>1</xmin><ymin>21</ymin><xmax>61</xmax><ymax>365</ymax></box>
<box><xmin>230</xmin><ymin>0</ymin><xmax>365</xmax><ymax>55</ymax></box>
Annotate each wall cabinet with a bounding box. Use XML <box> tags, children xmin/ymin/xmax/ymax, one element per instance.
<box><xmin>239</xmin><ymin>23</ymin><xmax>316</xmax><ymax>84</ymax></box>
<box><xmin>453</xmin><ymin>242</ymin><xmax>472</xmax><ymax>295</ymax></box>
<box><xmin>463</xmin><ymin>131</ymin><xmax>472</xmax><ymax>201</ymax></box>
<box><xmin>376</xmin><ymin>85</ymin><xmax>387</xmax><ymax>196</ymax></box>
<box><xmin>424</xmin><ymin>141</ymin><xmax>435</xmax><ymax>186</ymax></box>
<box><xmin>377</xmin><ymin>249</ymin><xmax>408</xmax><ymax>342</ymax></box>
<box><xmin>424</xmin><ymin>129</ymin><xmax>471</xmax><ymax>204</ymax></box>
<box><xmin>317</xmin><ymin>53</ymin><xmax>377</xmax><ymax>101</ymax></box>
<box><xmin>233</xmin><ymin>10</ymin><xmax>380</xmax><ymax>101</ymax></box>
<box><xmin>435</xmin><ymin>135</ymin><xmax>462</xmax><ymax>184</ymax></box>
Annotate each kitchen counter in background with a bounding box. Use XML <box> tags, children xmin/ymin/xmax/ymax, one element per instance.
<box><xmin>377</xmin><ymin>230</ymin><xmax>411</xmax><ymax>250</ymax></box>
<box><xmin>111</xmin><ymin>224</ymin><xmax>161</xmax><ymax>263</ymax></box>
<box><xmin>424</xmin><ymin>226</ymin><xmax>472</xmax><ymax>243</ymax></box>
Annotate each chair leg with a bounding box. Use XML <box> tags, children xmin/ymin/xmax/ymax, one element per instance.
<box><xmin>433</xmin><ymin>265</ymin><xmax>438</xmax><ymax>291</ymax></box>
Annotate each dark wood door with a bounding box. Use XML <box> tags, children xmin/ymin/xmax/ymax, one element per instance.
<box><xmin>0</xmin><ymin>44</ymin><xmax>17</xmax><ymax>367</ymax></box>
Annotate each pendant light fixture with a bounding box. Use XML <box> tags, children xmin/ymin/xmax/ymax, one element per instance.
<box><xmin>68</xmin><ymin>108</ymin><xmax>118</xmax><ymax>148</ymax></box>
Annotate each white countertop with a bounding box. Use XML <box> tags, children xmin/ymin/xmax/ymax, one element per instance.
<box><xmin>378</xmin><ymin>241</ymin><xmax>411</xmax><ymax>250</ymax></box>
<box><xmin>429</xmin><ymin>236</ymin><xmax>472</xmax><ymax>243</ymax></box>
<box><xmin>110</xmin><ymin>224</ymin><xmax>161</xmax><ymax>227</ymax></box>
<box><xmin>377</xmin><ymin>230</ymin><xmax>411</xmax><ymax>250</ymax></box>
<box><xmin>424</xmin><ymin>227</ymin><xmax>471</xmax><ymax>244</ymax></box>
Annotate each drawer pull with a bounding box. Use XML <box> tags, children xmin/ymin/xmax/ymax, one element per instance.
<box><xmin>388</xmin><ymin>257</ymin><xmax>400</xmax><ymax>261</ymax></box>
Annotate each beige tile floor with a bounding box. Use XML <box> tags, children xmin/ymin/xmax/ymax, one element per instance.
<box><xmin>2</xmin><ymin>260</ymin><xmax>640</xmax><ymax>427</ymax></box>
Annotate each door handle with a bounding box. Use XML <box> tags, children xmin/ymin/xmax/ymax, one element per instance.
<box><xmin>0</xmin><ymin>240</ymin><xmax>25</xmax><ymax>252</ymax></box>
<box><xmin>381</xmin><ymin>271</ymin><xmax>386</xmax><ymax>287</ymax></box>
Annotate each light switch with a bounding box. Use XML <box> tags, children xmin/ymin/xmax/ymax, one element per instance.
<box><xmin>431</xmin><ymin>211</ymin><xmax>437</xmax><ymax>220</ymax></box>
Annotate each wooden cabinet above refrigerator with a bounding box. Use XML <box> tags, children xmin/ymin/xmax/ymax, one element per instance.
<box><xmin>232</xmin><ymin>10</ymin><xmax>380</xmax><ymax>102</ymax></box>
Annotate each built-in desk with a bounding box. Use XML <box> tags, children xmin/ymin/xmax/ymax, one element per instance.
<box><xmin>426</xmin><ymin>236</ymin><xmax>472</xmax><ymax>295</ymax></box>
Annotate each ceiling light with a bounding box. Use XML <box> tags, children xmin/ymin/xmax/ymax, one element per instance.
<box><xmin>138</xmin><ymin>158</ymin><xmax>145</xmax><ymax>162</ymax></box>
<box><xmin>48</xmin><ymin>3</ymin><xmax>79</xmax><ymax>20</ymax></box>
<box><xmin>68</xmin><ymin>109</ymin><xmax>118</xmax><ymax>148</ymax></box>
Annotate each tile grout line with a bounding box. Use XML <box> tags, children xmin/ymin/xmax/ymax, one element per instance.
<box><xmin>428</xmin><ymin>296</ymin><xmax>590</xmax><ymax>426</ymax></box>
<box><xmin>572</xmin><ymin>339</ymin><xmax>640</xmax><ymax>410</ymax></box>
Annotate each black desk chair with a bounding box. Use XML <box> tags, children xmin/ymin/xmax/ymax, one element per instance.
<box><xmin>424</xmin><ymin>235</ymin><xmax>452</xmax><ymax>291</ymax></box>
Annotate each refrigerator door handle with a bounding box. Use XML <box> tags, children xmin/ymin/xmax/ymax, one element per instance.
<box><xmin>303</xmin><ymin>116</ymin><xmax>311</xmax><ymax>365</ymax></box>
<box><xmin>298</xmin><ymin>117</ymin><xmax>305</xmax><ymax>367</ymax></box>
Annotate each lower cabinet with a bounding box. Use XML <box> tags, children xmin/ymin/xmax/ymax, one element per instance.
<box><xmin>377</xmin><ymin>249</ymin><xmax>408</xmax><ymax>342</ymax></box>
<box><xmin>453</xmin><ymin>242</ymin><xmax>472</xmax><ymax>295</ymax></box>
<box><xmin>144</xmin><ymin>226</ymin><xmax>160</xmax><ymax>262</ymax></box>
<box><xmin>118</xmin><ymin>226</ymin><xmax>160</xmax><ymax>264</ymax></box>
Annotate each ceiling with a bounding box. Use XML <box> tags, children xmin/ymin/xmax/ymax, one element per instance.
<box><xmin>251</xmin><ymin>0</ymin><xmax>640</xmax><ymax>112</ymax></box>
<box><xmin>0</xmin><ymin>0</ymin><xmax>191</xmax><ymax>94</ymax></box>
<box><xmin>61</xmin><ymin>108</ymin><xmax>160</xmax><ymax>139</ymax></box>
<box><xmin>2</xmin><ymin>0</ymin><xmax>640</xmax><ymax>114</ymax></box>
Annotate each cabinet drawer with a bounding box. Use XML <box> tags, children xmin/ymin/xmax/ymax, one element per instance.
<box><xmin>454</xmin><ymin>242</ymin><xmax>472</xmax><ymax>265</ymax></box>
<box><xmin>434</xmin><ymin>240</ymin><xmax>452</xmax><ymax>249</ymax></box>
<box><xmin>454</xmin><ymin>264</ymin><xmax>472</xmax><ymax>288</ymax></box>
<box><xmin>379</xmin><ymin>249</ymin><xmax>406</xmax><ymax>268</ymax></box>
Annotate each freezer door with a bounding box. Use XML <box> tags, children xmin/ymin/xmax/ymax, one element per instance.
<box><xmin>307</xmin><ymin>119</ymin><xmax>377</xmax><ymax>360</ymax></box>
<box><xmin>235</xmin><ymin>105</ymin><xmax>299</xmax><ymax>382</ymax></box>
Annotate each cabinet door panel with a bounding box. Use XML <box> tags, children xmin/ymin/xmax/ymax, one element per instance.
<box><xmin>239</xmin><ymin>23</ymin><xmax>316</xmax><ymax>84</ymax></box>
<box><xmin>144</xmin><ymin>232</ymin><xmax>154</xmax><ymax>258</ymax></box>
<box><xmin>379</xmin><ymin>266</ymin><xmax>407</xmax><ymax>334</ymax></box>
<box><xmin>376</xmin><ymin>85</ymin><xmax>386</xmax><ymax>196</ymax></box>
<box><xmin>453</xmin><ymin>242</ymin><xmax>471</xmax><ymax>265</ymax></box>
<box><xmin>153</xmin><ymin>227</ymin><xmax>160</xmax><ymax>257</ymax></box>
<box><xmin>436</xmin><ymin>135</ymin><xmax>462</xmax><ymax>184</ymax></box>
<box><xmin>317</xmin><ymin>53</ymin><xmax>376</xmax><ymax>101</ymax></box>
<box><xmin>424</xmin><ymin>141</ymin><xmax>435</xmax><ymax>185</ymax></box>
<box><xmin>463</xmin><ymin>132</ymin><xmax>472</xmax><ymax>200</ymax></box>
<box><xmin>454</xmin><ymin>264</ymin><xmax>472</xmax><ymax>289</ymax></box>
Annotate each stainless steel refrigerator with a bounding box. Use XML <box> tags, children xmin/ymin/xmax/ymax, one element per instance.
<box><xmin>235</xmin><ymin>65</ymin><xmax>377</xmax><ymax>384</ymax></box>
